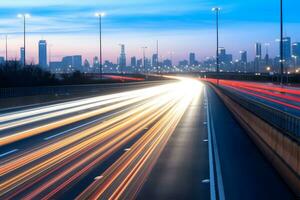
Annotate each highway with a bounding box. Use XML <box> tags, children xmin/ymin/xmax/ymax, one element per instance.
<box><xmin>203</xmin><ymin>79</ymin><xmax>300</xmax><ymax>117</ymax></box>
<box><xmin>0</xmin><ymin>79</ymin><xmax>296</xmax><ymax>199</ymax></box>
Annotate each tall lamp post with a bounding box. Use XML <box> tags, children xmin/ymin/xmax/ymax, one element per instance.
<box><xmin>212</xmin><ymin>7</ymin><xmax>220</xmax><ymax>76</ymax></box>
<box><xmin>18</xmin><ymin>13</ymin><xmax>30</xmax><ymax>67</ymax></box>
<box><xmin>280</xmin><ymin>0</ymin><xmax>284</xmax><ymax>84</ymax></box>
<box><xmin>95</xmin><ymin>12</ymin><xmax>105</xmax><ymax>79</ymax></box>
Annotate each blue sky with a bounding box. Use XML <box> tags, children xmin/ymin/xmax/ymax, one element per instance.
<box><xmin>0</xmin><ymin>0</ymin><xmax>299</xmax><ymax>63</ymax></box>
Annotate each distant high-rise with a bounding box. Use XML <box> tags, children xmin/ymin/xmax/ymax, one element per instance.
<box><xmin>131</xmin><ymin>56</ymin><xmax>137</xmax><ymax>67</ymax></box>
<box><xmin>20</xmin><ymin>47</ymin><xmax>25</xmax><ymax>66</ymax></box>
<box><xmin>137</xmin><ymin>59</ymin><xmax>143</xmax><ymax>68</ymax></box>
<box><xmin>292</xmin><ymin>42</ymin><xmax>300</xmax><ymax>56</ymax></box>
<box><xmin>38</xmin><ymin>40</ymin><xmax>47</xmax><ymax>69</ymax></box>
<box><xmin>73</xmin><ymin>55</ymin><xmax>82</xmax><ymax>70</ymax></box>
<box><xmin>93</xmin><ymin>56</ymin><xmax>100</xmax><ymax>72</ymax></box>
<box><xmin>152</xmin><ymin>54</ymin><xmax>158</xmax><ymax>68</ymax></box>
<box><xmin>292</xmin><ymin>42</ymin><xmax>300</xmax><ymax>57</ymax></box>
<box><xmin>282</xmin><ymin>37</ymin><xmax>291</xmax><ymax>61</ymax></box>
<box><xmin>240</xmin><ymin>51</ymin><xmax>247</xmax><ymax>63</ymax></box>
<box><xmin>0</xmin><ymin>57</ymin><xmax>4</xmax><ymax>65</ymax></box>
<box><xmin>293</xmin><ymin>42</ymin><xmax>300</xmax><ymax>65</ymax></box>
<box><xmin>189</xmin><ymin>53</ymin><xmax>196</xmax><ymax>66</ymax></box>
<box><xmin>255</xmin><ymin>43</ymin><xmax>262</xmax><ymax>59</ymax></box>
<box><xmin>61</xmin><ymin>55</ymin><xmax>82</xmax><ymax>72</ymax></box>
<box><xmin>119</xmin><ymin>44</ymin><xmax>126</xmax><ymax>67</ymax></box>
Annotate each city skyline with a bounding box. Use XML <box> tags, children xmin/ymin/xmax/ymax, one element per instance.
<box><xmin>0</xmin><ymin>0</ymin><xmax>300</xmax><ymax>63</ymax></box>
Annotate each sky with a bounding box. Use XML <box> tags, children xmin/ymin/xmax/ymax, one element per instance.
<box><xmin>0</xmin><ymin>0</ymin><xmax>299</xmax><ymax>64</ymax></box>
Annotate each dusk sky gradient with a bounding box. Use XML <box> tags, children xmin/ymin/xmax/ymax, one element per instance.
<box><xmin>0</xmin><ymin>0</ymin><xmax>299</xmax><ymax>64</ymax></box>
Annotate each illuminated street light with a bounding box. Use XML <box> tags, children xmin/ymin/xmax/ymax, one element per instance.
<box><xmin>95</xmin><ymin>12</ymin><xmax>105</xmax><ymax>79</ymax></box>
<box><xmin>17</xmin><ymin>13</ymin><xmax>30</xmax><ymax>67</ymax></box>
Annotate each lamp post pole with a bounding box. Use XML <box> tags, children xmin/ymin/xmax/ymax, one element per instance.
<box><xmin>95</xmin><ymin>12</ymin><xmax>105</xmax><ymax>79</ymax></box>
<box><xmin>280</xmin><ymin>0</ymin><xmax>284</xmax><ymax>84</ymax></box>
<box><xmin>212</xmin><ymin>8</ymin><xmax>220</xmax><ymax>76</ymax></box>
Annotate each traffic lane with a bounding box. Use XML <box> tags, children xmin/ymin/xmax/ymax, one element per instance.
<box><xmin>206</xmin><ymin>86</ymin><xmax>295</xmax><ymax>200</ymax></box>
<box><xmin>0</xmin><ymin>92</ymin><xmax>180</xmax><ymax>199</ymax></box>
<box><xmin>0</xmin><ymin>80</ymin><xmax>176</xmax><ymax>111</ymax></box>
<box><xmin>138</xmin><ymin>87</ymin><xmax>210</xmax><ymax>199</ymax></box>
<box><xmin>0</xmin><ymin>82</ymin><xmax>174</xmax><ymax>128</ymax></box>
<box><xmin>0</xmin><ymin>101</ymin><xmax>144</xmax><ymax>159</ymax></box>
<box><xmin>0</xmin><ymin>84</ymin><xmax>175</xmax><ymax>146</ymax></box>
<box><xmin>222</xmin><ymin>85</ymin><xmax>300</xmax><ymax>117</ymax></box>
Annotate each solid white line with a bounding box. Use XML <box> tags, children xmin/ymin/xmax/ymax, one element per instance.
<box><xmin>43</xmin><ymin>106</ymin><xmax>134</xmax><ymax>141</ymax></box>
<box><xmin>206</xmin><ymin>87</ymin><xmax>226</xmax><ymax>200</ymax></box>
<box><xmin>205</xmin><ymin>88</ymin><xmax>217</xmax><ymax>200</ymax></box>
<box><xmin>0</xmin><ymin>149</ymin><xmax>19</xmax><ymax>158</ymax></box>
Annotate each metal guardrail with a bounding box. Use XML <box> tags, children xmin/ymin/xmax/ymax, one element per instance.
<box><xmin>217</xmin><ymin>85</ymin><xmax>300</xmax><ymax>142</ymax></box>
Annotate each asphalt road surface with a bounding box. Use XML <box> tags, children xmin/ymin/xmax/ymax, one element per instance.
<box><xmin>0</xmin><ymin>79</ymin><xmax>295</xmax><ymax>199</ymax></box>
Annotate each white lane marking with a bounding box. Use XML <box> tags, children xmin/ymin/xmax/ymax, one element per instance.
<box><xmin>206</xmin><ymin>87</ymin><xmax>226</xmax><ymax>200</ymax></box>
<box><xmin>202</xmin><ymin>179</ymin><xmax>210</xmax><ymax>183</ymax></box>
<box><xmin>43</xmin><ymin>106</ymin><xmax>133</xmax><ymax>141</ymax></box>
<box><xmin>94</xmin><ymin>175</ymin><xmax>103</xmax><ymax>180</ymax></box>
<box><xmin>205</xmin><ymin>88</ymin><xmax>217</xmax><ymax>200</ymax></box>
<box><xmin>0</xmin><ymin>149</ymin><xmax>19</xmax><ymax>158</ymax></box>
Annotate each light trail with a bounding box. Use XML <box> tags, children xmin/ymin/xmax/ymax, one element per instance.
<box><xmin>0</xmin><ymin>79</ymin><xmax>203</xmax><ymax>199</ymax></box>
<box><xmin>201</xmin><ymin>78</ymin><xmax>300</xmax><ymax>112</ymax></box>
<box><xmin>0</xmin><ymin>83</ymin><xmax>177</xmax><ymax>146</ymax></box>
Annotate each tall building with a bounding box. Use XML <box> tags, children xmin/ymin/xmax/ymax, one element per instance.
<box><xmin>292</xmin><ymin>42</ymin><xmax>300</xmax><ymax>65</ymax></box>
<box><xmin>38</xmin><ymin>40</ymin><xmax>47</xmax><ymax>69</ymax></box>
<box><xmin>292</xmin><ymin>42</ymin><xmax>300</xmax><ymax>57</ymax></box>
<box><xmin>119</xmin><ymin>44</ymin><xmax>126</xmax><ymax>67</ymax></box>
<box><xmin>240</xmin><ymin>51</ymin><xmax>247</xmax><ymax>63</ymax></box>
<box><xmin>61</xmin><ymin>55</ymin><xmax>82</xmax><ymax>72</ymax></box>
<box><xmin>0</xmin><ymin>57</ymin><xmax>4</xmax><ymax>65</ymax></box>
<box><xmin>137</xmin><ymin>59</ymin><xmax>143</xmax><ymax>68</ymax></box>
<box><xmin>131</xmin><ymin>56</ymin><xmax>137</xmax><ymax>67</ymax></box>
<box><xmin>152</xmin><ymin>54</ymin><xmax>158</xmax><ymax>68</ymax></box>
<box><xmin>20</xmin><ymin>47</ymin><xmax>25</xmax><ymax>66</ymax></box>
<box><xmin>283</xmin><ymin>37</ymin><xmax>291</xmax><ymax>61</ymax></box>
<box><xmin>255</xmin><ymin>43</ymin><xmax>262</xmax><ymax>59</ymax></box>
<box><xmin>189</xmin><ymin>53</ymin><xmax>196</xmax><ymax>66</ymax></box>
<box><xmin>73</xmin><ymin>55</ymin><xmax>82</xmax><ymax>71</ymax></box>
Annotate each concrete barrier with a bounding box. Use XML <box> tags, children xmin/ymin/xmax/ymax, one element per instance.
<box><xmin>210</xmin><ymin>84</ymin><xmax>300</xmax><ymax>197</ymax></box>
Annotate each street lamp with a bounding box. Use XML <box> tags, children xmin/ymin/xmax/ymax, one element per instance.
<box><xmin>18</xmin><ymin>13</ymin><xmax>30</xmax><ymax>67</ymax></box>
<box><xmin>280</xmin><ymin>0</ymin><xmax>284</xmax><ymax>84</ymax></box>
<box><xmin>212</xmin><ymin>7</ymin><xmax>220</xmax><ymax>75</ymax></box>
<box><xmin>95</xmin><ymin>12</ymin><xmax>105</xmax><ymax>79</ymax></box>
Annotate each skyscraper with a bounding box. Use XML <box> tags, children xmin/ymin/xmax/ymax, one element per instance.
<box><xmin>282</xmin><ymin>37</ymin><xmax>291</xmax><ymax>61</ymax></box>
<box><xmin>20</xmin><ymin>47</ymin><xmax>25</xmax><ymax>66</ymax></box>
<box><xmin>152</xmin><ymin>54</ymin><xmax>158</xmax><ymax>68</ymax></box>
<box><xmin>189</xmin><ymin>53</ymin><xmax>196</xmax><ymax>66</ymax></box>
<box><xmin>240</xmin><ymin>51</ymin><xmax>247</xmax><ymax>63</ymax></box>
<box><xmin>292</xmin><ymin>42</ymin><xmax>300</xmax><ymax>65</ymax></box>
<box><xmin>131</xmin><ymin>56</ymin><xmax>137</xmax><ymax>67</ymax></box>
<box><xmin>119</xmin><ymin>44</ymin><xmax>126</xmax><ymax>68</ymax></box>
<box><xmin>73</xmin><ymin>55</ymin><xmax>82</xmax><ymax>71</ymax></box>
<box><xmin>255</xmin><ymin>43</ymin><xmax>262</xmax><ymax>59</ymax></box>
<box><xmin>38</xmin><ymin>40</ymin><xmax>47</xmax><ymax>69</ymax></box>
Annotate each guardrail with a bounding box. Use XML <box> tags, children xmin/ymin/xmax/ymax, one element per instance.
<box><xmin>0</xmin><ymin>81</ymin><xmax>169</xmax><ymax>99</ymax></box>
<box><xmin>217</xmin><ymin>85</ymin><xmax>300</xmax><ymax>142</ymax></box>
